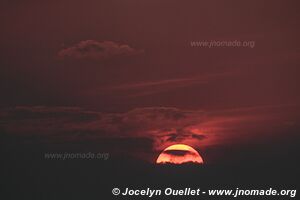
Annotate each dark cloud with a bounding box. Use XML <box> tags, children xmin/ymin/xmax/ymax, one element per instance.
<box><xmin>58</xmin><ymin>40</ymin><xmax>144</xmax><ymax>60</ymax></box>
<box><xmin>1</xmin><ymin>104</ymin><xmax>298</xmax><ymax>162</ymax></box>
<box><xmin>191</xmin><ymin>134</ymin><xmax>206</xmax><ymax>140</ymax></box>
<box><xmin>0</xmin><ymin>106</ymin><xmax>201</xmax><ymax>136</ymax></box>
<box><xmin>165</xmin><ymin>131</ymin><xmax>206</xmax><ymax>142</ymax></box>
<box><xmin>164</xmin><ymin>149</ymin><xmax>197</xmax><ymax>156</ymax></box>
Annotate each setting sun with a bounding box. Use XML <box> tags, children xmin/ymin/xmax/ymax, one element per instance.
<box><xmin>156</xmin><ymin>144</ymin><xmax>204</xmax><ymax>165</ymax></box>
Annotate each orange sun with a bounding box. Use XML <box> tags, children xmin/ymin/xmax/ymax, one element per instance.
<box><xmin>156</xmin><ymin>144</ymin><xmax>204</xmax><ymax>165</ymax></box>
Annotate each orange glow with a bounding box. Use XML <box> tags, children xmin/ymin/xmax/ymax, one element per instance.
<box><xmin>156</xmin><ymin>144</ymin><xmax>204</xmax><ymax>164</ymax></box>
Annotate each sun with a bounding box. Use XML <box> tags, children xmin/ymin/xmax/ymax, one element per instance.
<box><xmin>156</xmin><ymin>144</ymin><xmax>204</xmax><ymax>165</ymax></box>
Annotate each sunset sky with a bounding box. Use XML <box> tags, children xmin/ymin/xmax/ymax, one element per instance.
<box><xmin>1</xmin><ymin>0</ymin><xmax>300</xmax><ymax>165</ymax></box>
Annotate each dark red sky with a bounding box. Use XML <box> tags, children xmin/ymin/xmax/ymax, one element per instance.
<box><xmin>0</xmin><ymin>0</ymin><xmax>299</xmax><ymax>164</ymax></box>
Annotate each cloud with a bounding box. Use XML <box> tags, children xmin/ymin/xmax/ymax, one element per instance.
<box><xmin>0</xmin><ymin>106</ymin><xmax>206</xmax><ymax>146</ymax></box>
<box><xmin>58</xmin><ymin>40</ymin><xmax>143</xmax><ymax>60</ymax></box>
<box><xmin>163</xmin><ymin>131</ymin><xmax>206</xmax><ymax>142</ymax></box>
<box><xmin>164</xmin><ymin>149</ymin><xmax>198</xmax><ymax>156</ymax></box>
<box><xmin>1</xmin><ymin>104</ymin><xmax>298</xmax><ymax>161</ymax></box>
<box><xmin>88</xmin><ymin>72</ymin><xmax>234</xmax><ymax>98</ymax></box>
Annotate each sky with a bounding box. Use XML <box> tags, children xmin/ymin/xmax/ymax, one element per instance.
<box><xmin>0</xmin><ymin>0</ymin><xmax>300</xmax><ymax>165</ymax></box>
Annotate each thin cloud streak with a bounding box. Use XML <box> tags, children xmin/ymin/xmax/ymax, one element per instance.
<box><xmin>88</xmin><ymin>72</ymin><xmax>234</xmax><ymax>98</ymax></box>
